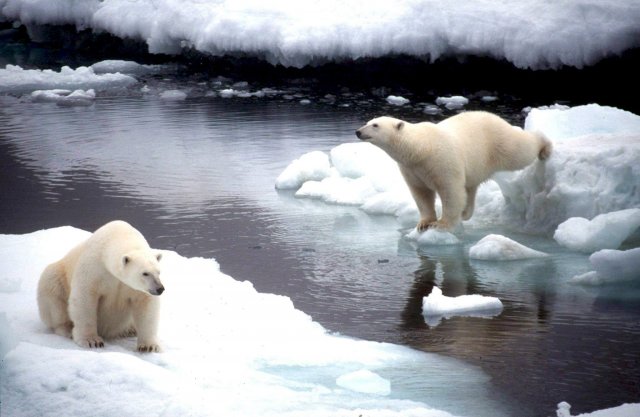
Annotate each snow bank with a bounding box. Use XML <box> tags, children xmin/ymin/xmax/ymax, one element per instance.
<box><xmin>570</xmin><ymin>247</ymin><xmax>640</xmax><ymax>286</ymax></box>
<box><xmin>554</xmin><ymin>209</ymin><xmax>640</xmax><ymax>253</ymax></box>
<box><xmin>422</xmin><ymin>287</ymin><xmax>503</xmax><ymax>327</ymax></box>
<box><xmin>0</xmin><ymin>64</ymin><xmax>136</xmax><ymax>94</ymax></box>
<box><xmin>469</xmin><ymin>234</ymin><xmax>548</xmax><ymax>261</ymax></box>
<box><xmin>1</xmin><ymin>0</ymin><xmax>639</xmax><ymax>69</ymax></box>
<box><xmin>496</xmin><ymin>104</ymin><xmax>640</xmax><ymax>233</ymax></box>
<box><xmin>0</xmin><ymin>226</ymin><xmax>483</xmax><ymax>417</ymax></box>
<box><xmin>556</xmin><ymin>401</ymin><xmax>640</xmax><ymax>417</ymax></box>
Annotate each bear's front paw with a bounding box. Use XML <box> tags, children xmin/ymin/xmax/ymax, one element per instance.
<box><xmin>74</xmin><ymin>334</ymin><xmax>105</xmax><ymax>349</ymax></box>
<box><xmin>137</xmin><ymin>342</ymin><xmax>162</xmax><ymax>353</ymax></box>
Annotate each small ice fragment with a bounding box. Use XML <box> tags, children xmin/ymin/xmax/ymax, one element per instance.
<box><xmin>385</xmin><ymin>95</ymin><xmax>410</xmax><ymax>106</ymax></box>
<box><xmin>336</xmin><ymin>369</ymin><xmax>391</xmax><ymax>396</ymax></box>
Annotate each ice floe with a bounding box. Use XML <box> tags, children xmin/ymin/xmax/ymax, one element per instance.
<box><xmin>570</xmin><ymin>247</ymin><xmax>640</xmax><ymax>286</ymax></box>
<box><xmin>422</xmin><ymin>287</ymin><xmax>503</xmax><ymax>327</ymax></box>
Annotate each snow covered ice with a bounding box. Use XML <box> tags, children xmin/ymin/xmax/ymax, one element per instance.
<box><xmin>1</xmin><ymin>1</ymin><xmax>639</xmax><ymax>69</ymax></box>
<box><xmin>469</xmin><ymin>234</ymin><xmax>548</xmax><ymax>261</ymax></box>
<box><xmin>1</xmin><ymin>226</ymin><xmax>507</xmax><ymax>417</ymax></box>
<box><xmin>422</xmin><ymin>287</ymin><xmax>503</xmax><ymax>327</ymax></box>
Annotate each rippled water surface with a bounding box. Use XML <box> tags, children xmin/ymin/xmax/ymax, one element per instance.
<box><xmin>1</xmin><ymin>92</ymin><xmax>639</xmax><ymax>417</ymax></box>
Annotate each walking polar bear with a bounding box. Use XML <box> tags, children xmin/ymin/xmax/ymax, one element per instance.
<box><xmin>37</xmin><ymin>220</ymin><xmax>164</xmax><ymax>352</ymax></box>
<box><xmin>356</xmin><ymin>111</ymin><xmax>552</xmax><ymax>230</ymax></box>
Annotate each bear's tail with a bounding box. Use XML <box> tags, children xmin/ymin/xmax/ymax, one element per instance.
<box><xmin>535</xmin><ymin>132</ymin><xmax>553</xmax><ymax>161</ymax></box>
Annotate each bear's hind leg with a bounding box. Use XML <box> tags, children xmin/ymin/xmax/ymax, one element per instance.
<box><xmin>37</xmin><ymin>263</ymin><xmax>73</xmax><ymax>338</ymax></box>
<box><xmin>461</xmin><ymin>185</ymin><xmax>478</xmax><ymax>221</ymax></box>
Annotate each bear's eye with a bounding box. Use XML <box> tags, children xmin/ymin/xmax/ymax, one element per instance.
<box><xmin>142</xmin><ymin>272</ymin><xmax>150</xmax><ymax>277</ymax></box>
<box><xmin>372</xmin><ymin>123</ymin><xmax>379</xmax><ymax>128</ymax></box>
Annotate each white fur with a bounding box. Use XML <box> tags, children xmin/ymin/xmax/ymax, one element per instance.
<box><xmin>37</xmin><ymin>220</ymin><xmax>164</xmax><ymax>352</ymax></box>
<box><xmin>356</xmin><ymin>112</ymin><xmax>552</xmax><ymax>230</ymax></box>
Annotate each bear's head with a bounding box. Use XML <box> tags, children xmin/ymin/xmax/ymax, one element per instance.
<box><xmin>120</xmin><ymin>250</ymin><xmax>164</xmax><ymax>296</ymax></box>
<box><xmin>355</xmin><ymin>116</ymin><xmax>405</xmax><ymax>148</ymax></box>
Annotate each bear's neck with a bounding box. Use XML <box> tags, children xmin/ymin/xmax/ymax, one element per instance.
<box><xmin>380</xmin><ymin>130</ymin><xmax>428</xmax><ymax>166</ymax></box>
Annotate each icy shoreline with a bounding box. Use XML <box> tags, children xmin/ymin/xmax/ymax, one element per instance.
<box><xmin>1</xmin><ymin>0</ymin><xmax>639</xmax><ymax>70</ymax></box>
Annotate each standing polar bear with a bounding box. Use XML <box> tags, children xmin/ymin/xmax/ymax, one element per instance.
<box><xmin>356</xmin><ymin>111</ymin><xmax>552</xmax><ymax>230</ymax></box>
<box><xmin>37</xmin><ymin>220</ymin><xmax>165</xmax><ymax>352</ymax></box>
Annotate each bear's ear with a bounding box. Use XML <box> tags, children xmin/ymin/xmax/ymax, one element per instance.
<box><xmin>156</xmin><ymin>252</ymin><xmax>163</xmax><ymax>262</ymax></box>
<box><xmin>396</xmin><ymin>121</ymin><xmax>405</xmax><ymax>130</ymax></box>
<box><xmin>122</xmin><ymin>255</ymin><xmax>130</xmax><ymax>266</ymax></box>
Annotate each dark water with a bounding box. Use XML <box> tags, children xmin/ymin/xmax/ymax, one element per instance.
<box><xmin>1</xmin><ymin>90</ymin><xmax>639</xmax><ymax>417</ymax></box>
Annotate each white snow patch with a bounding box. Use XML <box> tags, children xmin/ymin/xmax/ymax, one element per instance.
<box><xmin>554</xmin><ymin>209</ymin><xmax>640</xmax><ymax>253</ymax></box>
<box><xmin>570</xmin><ymin>247</ymin><xmax>640</xmax><ymax>286</ymax></box>
<box><xmin>0</xmin><ymin>64</ymin><xmax>136</xmax><ymax>94</ymax></box>
<box><xmin>422</xmin><ymin>287</ymin><xmax>503</xmax><ymax>327</ymax></box>
<box><xmin>469</xmin><ymin>234</ymin><xmax>548</xmax><ymax>261</ymax></box>
<box><xmin>336</xmin><ymin>369</ymin><xmax>391</xmax><ymax>396</ymax></box>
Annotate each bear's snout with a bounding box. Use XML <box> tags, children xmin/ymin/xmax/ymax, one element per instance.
<box><xmin>150</xmin><ymin>285</ymin><xmax>165</xmax><ymax>296</ymax></box>
<box><xmin>355</xmin><ymin>128</ymin><xmax>369</xmax><ymax>140</ymax></box>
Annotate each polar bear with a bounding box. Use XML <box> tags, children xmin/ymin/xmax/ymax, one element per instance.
<box><xmin>355</xmin><ymin>111</ymin><xmax>552</xmax><ymax>230</ymax></box>
<box><xmin>37</xmin><ymin>220</ymin><xmax>164</xmax><ymax>352</ymax></box>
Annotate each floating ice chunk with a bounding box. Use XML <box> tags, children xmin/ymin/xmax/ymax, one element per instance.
<box><xmin>299</xmin><ymin>99</ymin><xmax>311</xmax><ymax>105</ymax></box>
<box><xmin>329</xmin><ymin>142</ymin><xmax>403</xmax><ymax>192</ymax></box>
<box><xmin>554</xmin><ymin>209</ymin><xmax>640</xmax><ymax>253</ymax></box>
<box><xmin>275</xmin><ymin>151</ymin><xmax>332</xmax><ymax>190</ymax></box>
<box><xmin>422</xmin><ymin>287</ymin><xmax>503</xmax><ymax>327</ymax></box>
<box><xmin>0</xmin><ymin>64</ymin><xmax>136</xmax><ymax>94</ymax></box>
<box><xmin>469</xmin><ymin>234</ymin><xmax>548</xmax><ymax>260</ymax></box>
<box><xmin>435</xmin><ymin>96</ymin><xmax>469</xmax><ymax>110</ymax></box>
<box><xmin>406</xmin><ymin>228</ymin><xmax>460</xmax><ymax>246</ymax></box>
<box><xmin>385</xmin><ymin>95</ymin><xmax>409</xmax><ymax>106</ymax></box>
<box><xmin>481</xmin><ymin>96</ymin><xmax>498</xmax><ymax>102</ymax></box>
<box><xmin>31</xmin><ymin>88</ymin><xmax>95</xmax><ymax>106</ymax></box>
<box><xmin>423</xmin><ymin>104</ymin><xmax>442</xmax><ymax>115</ymax></box>
<box><xmin>570</xmin><ymin>247</ymin><xmax>640</xmax><ymax>286</ymax></box>
<box><xmin>160</xmin><ymin>89</ymin><xmax>187</xmax><ymax>101</ymax></box>
<box><xmin>336</xmin><ymin>369</ymin><xmax>391</xmax><ymax>396</ymax></box>
<box><xmin>90</xmin><ymin>60</ymin><xmax>164</xmax><ymax>75</ymax></box>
